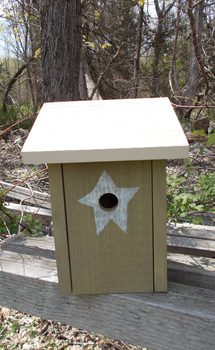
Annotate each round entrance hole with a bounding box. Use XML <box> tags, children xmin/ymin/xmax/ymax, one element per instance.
<box><xmin>99</xmin><ymin>193</ymin><xmax>118</xmax><ymax>211</ymax></box>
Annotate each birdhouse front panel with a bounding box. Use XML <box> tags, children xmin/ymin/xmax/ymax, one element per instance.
<box><xmin>48</xmin><ymin>159</ymin><xmax>167</xmax><ymax>295</ymax></box>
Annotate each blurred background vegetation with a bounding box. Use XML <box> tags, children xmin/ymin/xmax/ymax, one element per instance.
<box><xmin>0</xmin><ymin>0</ymin><xmax>214</xmax><ymax>125</ymax></box>
<box><xmin>0</xmin><ymin>0</ymin><xmax>214</xmax><ymax>229</ymax></box>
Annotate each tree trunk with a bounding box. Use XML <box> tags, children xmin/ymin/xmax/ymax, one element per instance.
<box><xmin>152</xmin><ymin>0</ymin><xmax>176</xmax><ymax>97</ymax></box>
<box><xmin>180</xmin><ymin>0</ymin><xmax>205</xmax><ymax>117</ymax></box>
<box><xmin>40</xmin><ymin>0</ymin><xmax>81</xmax><ymax>102</ymax></box>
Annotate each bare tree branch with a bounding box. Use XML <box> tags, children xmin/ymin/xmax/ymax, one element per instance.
<box><xmin>188</xmin><ymin>0</ymin><xmax>209</xmax><ymax>95</ymax></box>
<box><xmin>169</xmin><ymin>0</ymin><xmax>181</xmax><ymax>94</ymax></box>
<box><xmin>89</xmin><ymin>44</ymin><xmax>125</xmax><ymax>100</ymax></box>
<box><xmin>3</xmin><ymin>57</ymin><xmax>35</xmax><ymax>112</ymax></box>
<box><xmin>132</xmin><ymin>4</ymin><xmax>144</xmax><ymax>98</ymax></box>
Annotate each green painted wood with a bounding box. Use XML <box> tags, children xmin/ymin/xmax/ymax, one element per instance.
<box><xmin>48</xmin><ymin>164</ymin><xmax>72</xmax><ymax>295</ymax></box>
<box><xmin>152</xmin><ymin>160</ymin><xmax>167</xmax><ymax>292</ymax></box>
<box><xmin>63</xmin><ymin>161</ymin><xmax>153</xmax><ymax>294</ymax></box>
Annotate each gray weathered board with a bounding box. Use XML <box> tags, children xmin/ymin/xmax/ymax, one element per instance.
<box><xmin>0</xmin><ymin>226</ymin><xmax>215</xmax><ymax>350</ymax></box>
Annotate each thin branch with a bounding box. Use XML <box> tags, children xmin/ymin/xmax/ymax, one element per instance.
<box><xmin>154</xmin><ymin>0</ymin><xmax>161</xmax><ymax>17</ymax></box>
<box><xmin>0</xmin><ymin>168</ymin><xmax>48</xmax><ymax>200</ymax></box>
<box><xmin>3</xmin><ymin>56</ymin><xmax>35</xmax><ymax>112</ymax></box>
<box><xmin>89</xmin><ymin>43</ymin><xmax>125</xmax><ymax>100</ymax></box>
<box><xmin>192</xmin><ymin>0</ymin><xmax>205</xmax><ymax>9</ymax></box>
<box><xmin>169</xmin><ymin>0</ymin><xmax>181</xmax><ymax>94</ymax></box>
<box><xmin>188</xmin><ymin>0</ymin><xmax>209</xmax><ymax>95</ymax></box>
<box><xmin>164</xmin><ymin>0</ymin><xmax>177</xmax><ymax>16</ymax></box>
<box><xmin>0</xmin><ymin>115</ymin><xmax>34</xmax><ymax>139</ymax></box>
<box><xmin>171</xmin><ymin>103</ymin><xmax>215</xmax><ymax>109</ymax></box>
<box><xmin>132</xmin><ymin>4</ymin><xmax>144</xmax><ymax>98</ymax></box>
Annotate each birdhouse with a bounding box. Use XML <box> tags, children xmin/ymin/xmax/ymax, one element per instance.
<box><xmin>22</xmin><ymin>98</ymin><xmax>188</xmax><ymax>295</ymax></box>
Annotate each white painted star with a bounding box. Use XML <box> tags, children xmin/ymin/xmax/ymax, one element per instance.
<box><xmin>78</xmin><ymin>171</ymin><xmax>140</xmax><ymax>235</ymax></box>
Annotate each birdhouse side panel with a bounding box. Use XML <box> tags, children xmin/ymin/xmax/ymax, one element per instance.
<box><xmin>48</xmin><ymin>164</ymin><xmax>72</xmax><ymax>295</ymax></box>
<box><xmin>152</xmin><ymin>160</ymin><xmax>167</xmax><ymax>292</ymax></box>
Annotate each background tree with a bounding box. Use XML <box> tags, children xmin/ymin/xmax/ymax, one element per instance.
<box><xmin>40</xmin><ymin>0</ymin><xmax>81</xmax><ymax>102</ymax></box>
<box><xmin>0</xmin><ymin>0</ymin><xmax>41</xmax><ymax>113</ymax></box>
<box><xmin>0</xmin><ymin>0</ymin><xmax>214</xmax><ymax>129</ymax></box>
<box><xmin>82</xmin><ymin>0</ymin><xmax>138</xmax><ymax>99</ymax></box>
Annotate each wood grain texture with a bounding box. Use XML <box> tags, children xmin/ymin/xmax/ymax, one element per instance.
<box><xmin>4</xmin><ymin>202</ymin><xmax>51</xmax><ymax>219</ymax></box>
<box><xmin>168</xmin><ymin>224</ymin><xmax>215</xmax><ymax>257</ymax></box>
<box><xmin>48</xmin><ymin>164</ymin><xmax>72</xmax><ymax>294</ymax></box>
<box><xmin>0</xmin><ymin>234</ymin><xmax>215</xmax><ymax>350</ymax></box>
<box><xmin>63</xmin><ymin>161</ymin><xmax>153</xmax><ymax>294</ymax></box>
<box><xmin>152</xmin><ymin>160</ymin><xmax>167</xmax><ymax>291</ymax></box>
<box><xmin>0</xmin><ymin>235</ymin><xmax>55</xmax><ymax>259</ymax></box>
<box><xmin>168</xmin><ymin>257</ymin><xmax>215</xmax><ymax>290</ymax></box>
<box><xmin>168</xmin><ymin>223</ymin><xmax>215</xmax><ymax>240</ymax></box>
<box><xmin>0</xmin><ymin>273</ymin><xmax>214</xmax><ymax>350</ymax></box>
<box><xmin>2</xmin><ymin>235</ymin><xmax>215</xmax><ymax>288</ymax></box>
<box><xmin>168</xmin><ymin>236</ymin><xmax>215</xmax><ymax>257</ymax></box>
<box><xmin>0</xmin><ymin>180</ymin><xmax>51</xmax><ymax>208</ymax></box>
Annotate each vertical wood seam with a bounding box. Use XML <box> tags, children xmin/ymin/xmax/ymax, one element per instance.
<box><xmin>151</xmin><ymin>160</ymin><xmax>155</xmax><ymax>292</ymax></box>
<box><xmin>61</xmin><ymin>164</ymin><xmax>73</xmax><ymax>293</ymax></box>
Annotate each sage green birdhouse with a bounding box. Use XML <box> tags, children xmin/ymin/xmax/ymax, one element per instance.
<box><xmin>22</xmin><ymin>98</ymin><xmax>188</xmax><ymax>295</ymax></box>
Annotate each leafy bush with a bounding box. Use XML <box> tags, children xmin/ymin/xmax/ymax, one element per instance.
<box><xmin>0</xmin><ymin>105</ymin><xmax>17</xmax><ymax>124</ymax></box>
<box><xmin>167</xmin><ymin>170</ymin><xmax>215</xmax><ymax>223</ymax></box>
<box><xmin>0</xmin><ymin>103</ymin><xmax>34</xmax><ymax>125</ymax></box>
<box><xmin>0</xmin><ymin>190</ymin><xmax>44</xmax><ymax>237</ymax></box>
<box><xmin>195</xmin><ymin>172</ymin><xmax>215</xmax><ymax>207</ymax></box>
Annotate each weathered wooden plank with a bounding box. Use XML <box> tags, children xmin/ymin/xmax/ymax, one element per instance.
<box><xmin>0</xmin><ymin>235</ymin><xmax>55</xmax><ymax>259</ymax></box>
<box><xmin>0</xmin><ymin>250</ymin><xmax>57</xmax><ymax>281</ymax></box>
<box><xmin>167</xmin><ymin>224</ymin><xmax>215</xmax><ymax>257</ymax></box>
<box><xmin>4</xmin><ymin>202</ymin><xmax>51</xmax><ymax>217</ymax></box>
<box><xmin>168</xmin><ymin>260</ymin><xmax>215</xmax><ymax>290</ymax></box>
<box><xmin>167</xmin><ymin>235</ymin><xmax>215</xmax><ymax>257</ymax></box>
<box><xmin>168</xmin><ymin>252</ymin><xmax>215</xmax><ymax>272</ymax></box>
<box><xmin>168</xmin><ymin>223</ymin><xmax>215</xmax><ymax>240</ymax></box>
<box><xmin>0</xmin><ymin>180</ymin><xmax>51</xmax><ymax>209</ymax></box>
<box><xmin>0</xmin><ymin>234</ymin><xmax>215</xmax><ymax>350</ymax></box>
<box><xmin>0</xmin><ymin>270</ymin><xmax>214</xmax><ymax>350</ymax></box>
<box><xmin>1</xmin><ymin>238</ymin><xmax>215</xmax><ymax>290</ymax></box>
<box><xmin>1</xmin><ymin>235</ymin><xmax>215</xmax><ymax>289</ymax></box>
<box><xmin>1</xmin><ymin>234</ymin><xmax>54</xmax><ymax>250</ymax></box>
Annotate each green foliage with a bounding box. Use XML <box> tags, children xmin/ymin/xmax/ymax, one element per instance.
<box><xmin>207</xmin><ymin>133</ymin><xmax>215</xmax><ymax>146</ymax></box>
<box><xmin>192</xmin><ymin>129</ymin><xmax>206</xmax><ymax>136</ymax></box>
<box><xmin>0</xmin><ymin>190</ymin><xmax>44</xmax><ymax>237</ymax></box>
<box><xmin>21</xmin><ymin>214</ymin><xmax>43</xmax><ymax>236</ymax></box>
<box><xmin>195</xmin><ymin>172</ymin><xmax>215</xmax><ymax>208</ymax></box>
<box><xmin>11</xmin><ymin>321</ymin><xmax>21</xmax><ymax>334</ymax></box>
<box><xmin>0</xmin><ymin>190</ymin><xmax>19</xmax><ymax>236</ymax></box>
<box><xmin>0</xmin><ymin>103</ymin><xmax>34</xmax><ymax>125</ymax></box>
<box><xmin>167</xmin><ymin>173</ymin><xmax>198</xmax><ymax>220</ymax></box>
<box><xmin>167</xmin><ymin>170</ymin><xmax>215</xmax><ymax>223</ymax></box>
<box><xmin>0</xmin><ymin>105</ymin><xmax>17</xmax><ymax>124</ymax></box>
<box><xmin>18</xmin><ymin>102</ymin><xmax>35</xmax><ymax>117</ymax></box>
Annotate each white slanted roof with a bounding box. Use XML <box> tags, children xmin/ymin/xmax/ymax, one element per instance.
<box><xmin>22</xmin><ymin>98</ymin><xmax>189</xmax><ymax>164</ymax></box>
